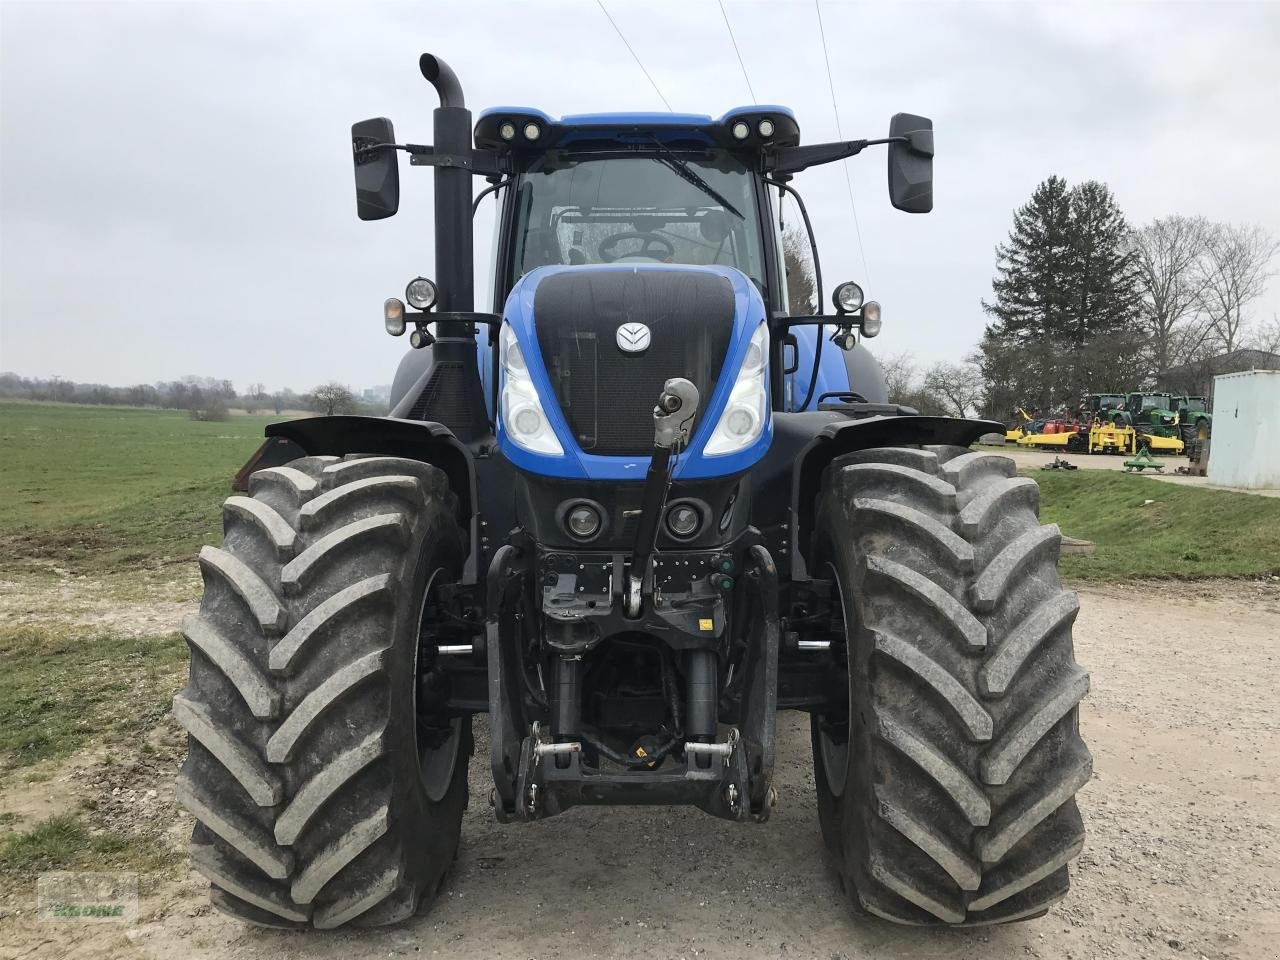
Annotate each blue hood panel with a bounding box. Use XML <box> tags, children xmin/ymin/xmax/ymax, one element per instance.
<box><xmin>496</xmin><ymin>264</ymin><xmax>772</xmax><ymax>481</ymax></box>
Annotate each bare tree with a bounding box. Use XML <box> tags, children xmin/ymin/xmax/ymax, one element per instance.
<box><xmin>1130</xmin><ymin>214</ymin><xmax>1210</xmax><ymax>373</ymax></box>
<box><xmin>1250</xmin><ymin>314</ymin><xmax>1280</xmax><ymax>354</ymax></box>
<box><xmin>242</xmin><ymin>382</ymin><xmax>268</xmax><ymax>414</ymax></box>
<box><xmin>1196</xmin><ymin>222</ymin><xmax>1280</xmax><ymax>353</ymax></box>
<box><xmin>311</xmin><ymin>382</ymin><xmax>356</xmax><ymax>416</ymax></box>
<box><xmin>923</xmin><ymin>361</ymin><xmax>985</xmax><ymax>418</ymax></box>
<box><xmin>877</xmin><ymin>350</ymin><xmax>918</xmax><ymax>403</ymax></box>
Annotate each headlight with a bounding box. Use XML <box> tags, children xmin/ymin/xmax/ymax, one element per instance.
<box><xmin>665</xmin><ymin>500</ymin><xmax>703</xmax><ymax>540</ymax></box>
<box><xmin>565</xmin><ymin>502</ymin><xmax>603</xmax><ymax>540</ymax></box>
<box><xmin>704</xmin><ymin>323</ymin><xmax>769</xmax><ymax>456</ymax></box>
<box><xmin>499</xmin><ymin>324</ymin><xmax>563</xmax><ymax>455</ymax></box>
<box><xmin>405</xmin><ymin>277</ymin><xmax>437</xmax><ymax>311</ymax></box>
<box><xmin>833</xmin><ymin>281</ymin><xmax>864</xmax><ymax>314</ymax></box>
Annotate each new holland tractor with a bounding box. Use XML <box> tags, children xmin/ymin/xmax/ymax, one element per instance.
<box><xmin>175</xmin><ymin>54</ymin><xmax>1090</xmax><ymax>931</ymax></box>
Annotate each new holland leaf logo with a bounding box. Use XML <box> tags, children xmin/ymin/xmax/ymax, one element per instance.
<box><xmin>616</xmin><ymin>322</ymin><xmax>651</xmax><ymax>354</ymax></box>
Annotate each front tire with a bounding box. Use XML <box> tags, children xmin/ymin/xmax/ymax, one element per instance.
<box><xmin>810</xmin><ymin>446</ymin><xmax>1091</xmax><ymax>925</ymax></box>
<box><xmin>175</xmin><ymin>455</ymin><xmax>470</xmax><ymax>929</ymax></box>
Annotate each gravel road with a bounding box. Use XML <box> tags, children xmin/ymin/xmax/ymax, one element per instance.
<box><xmin>9</xmin><ymin>582</ymin><xmax>1280</xmax><ymax>960</ymax></box>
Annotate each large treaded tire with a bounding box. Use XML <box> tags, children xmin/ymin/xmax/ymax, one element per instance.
<box><xmin>810</xmin><ymin>445</ymin><xmax>1091</xmax><ymax>925</ymax></box>
<box><xmin>174</xmin><ymin>455</ymin><xmax>470</xmax><ymax>929</ymax></box>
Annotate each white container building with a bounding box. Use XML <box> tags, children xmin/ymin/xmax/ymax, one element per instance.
<box><xmin>1207</xmin><ymin>369</ymin><xmax>1280</xmax><ymax>490</ymax></box>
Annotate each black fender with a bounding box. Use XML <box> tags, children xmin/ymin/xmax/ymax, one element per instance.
<box><xmin>772</xmin><ymin>412</ymin><xmax>1004</xmax><ymax>580</ymax></box>
<box><xmin>261</xmin><ymin>415</ymin><xmax>477</xmax><ymax>520</ymax></box>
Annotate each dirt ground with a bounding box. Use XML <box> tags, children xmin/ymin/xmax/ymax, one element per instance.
<box><xmin>2</xmin><ymin>582</ymin><xmax>1278</xmax><ymax>960</ymax></box>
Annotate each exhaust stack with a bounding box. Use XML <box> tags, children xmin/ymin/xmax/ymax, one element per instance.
<box><xmin>420</xmin><ymin>53</ymin><xmax>473</xmax><ymax>313</ymax></box>
<box><xmin>408</xmin><ymin>53</ymin><xmax>487</xmax><ymax>442</ymax></box>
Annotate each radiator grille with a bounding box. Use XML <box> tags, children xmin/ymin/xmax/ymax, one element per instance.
<box><xmin>408</xmin><ymin>362</ymin><xmax>471</xmax><ymax>423</ymax></box>
<box><xmin>533</xmin><ymin>270</ymin><xmax>735</xmax><ymax>455</ymax></box>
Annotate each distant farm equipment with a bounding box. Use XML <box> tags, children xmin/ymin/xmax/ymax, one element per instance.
<box><xmin>1007</xmin><ymin>388</ymin><xmax>1201</xmax><ymax>456</ymax></box>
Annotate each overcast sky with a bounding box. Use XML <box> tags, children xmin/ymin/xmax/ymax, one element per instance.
<box><xmin>3</xmin><ymin>0</ymin><xmax>1278</xmax><ymax>393</ymax></box>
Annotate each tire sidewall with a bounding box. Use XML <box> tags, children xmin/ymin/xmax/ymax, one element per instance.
<box><xmin>383</xmin><ymin>498</ymin><xmax>471</xmax><ymax>902</ymax></box>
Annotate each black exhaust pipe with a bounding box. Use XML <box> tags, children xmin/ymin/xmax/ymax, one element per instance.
<box><xmin>420</xmin><ymin>53</ymin><xmax>473</xmax><ymax>313</ymax></box>
<box><xmin>416</xmin><ymin>53</ymin><xmax>487</xmax><ymax>441</ymax></box>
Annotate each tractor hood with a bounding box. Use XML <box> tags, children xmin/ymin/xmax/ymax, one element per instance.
<box><xmin>496</xmin><ymin>264</ymin><xmax>771</xmax><ymax>481</ymax></box>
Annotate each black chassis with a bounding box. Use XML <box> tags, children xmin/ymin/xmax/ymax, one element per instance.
<box><xmin>258</xmin><ymin>408</ymin><xmax>1000</xmax><ymax>822</ymax></box>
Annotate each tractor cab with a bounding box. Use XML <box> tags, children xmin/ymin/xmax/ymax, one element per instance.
<box><xmin>1083</xmin><ymin>392</ymin><xmax>1125</xmax><ymax>422</ymax></box>
<box><xmin>1125</xmin><ymin>391</ymin><xmax>1179</xmax><ymax>432</ymax></box>
<box><xmin>1175</xmin><ymin>395</ymin><xmax>1212</xmax><ymax>440</ymax></box>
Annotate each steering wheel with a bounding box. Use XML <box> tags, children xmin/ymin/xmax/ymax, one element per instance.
<box><xmin>598</xmin><ymin>231</ymin><xmax>675</xmax><ymax>263</ymax></box>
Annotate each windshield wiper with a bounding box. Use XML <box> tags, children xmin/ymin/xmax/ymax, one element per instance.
<box><xmin>648</xmin><ymin>137</ymin><xmax>744</xmax><ymax>220</ymax></box>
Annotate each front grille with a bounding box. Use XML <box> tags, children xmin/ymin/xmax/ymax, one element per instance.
<box><xmin>533</xmin><ymin>270</ymin><xmax>735</xmax><ymax>455</ymax></box>
<box><xmin>408</xmin><ymin>361</ymin><xmax>470</xmax><ymax>423</ymax></box>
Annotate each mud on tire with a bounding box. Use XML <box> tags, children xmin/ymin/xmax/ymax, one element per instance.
<box><xmin>810</xmin><ymin>445</ymin><xmax>1091</xmax><ymax>925</ymax></box>
<box><xmin>174</xmin><ymin>455</ymin><xmax>470</xmax><ymax>929</ymax></box>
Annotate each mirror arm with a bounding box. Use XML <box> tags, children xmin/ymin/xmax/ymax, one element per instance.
<box><xmin>355</xmin><ymin>141</ymin><xmax>507</xmax><ymax>178</ymax></box>
<box><xmin>765</xmin><ymin>135</ymin><xmax>914</xmax><ymax>176</ymax></box>
<box><xmin>409</xmin><ymin>146</ymin><xmax>506</xmax><ymax>177</ymax></box>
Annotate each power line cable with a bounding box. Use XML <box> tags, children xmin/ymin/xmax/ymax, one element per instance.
<box><xmin>717</xmin><ymin>0</ymin><xmax>757</xmax><ymax>104</ymax></box>
<box><xmin>814</xmin><ymin>0</ymin><xmax>870</xmax><ymax>283</ymax></box>
<box><xmin>595</xmin><ymin>0</ymin><xmax>673</xmax><ymax>111</ymax></box>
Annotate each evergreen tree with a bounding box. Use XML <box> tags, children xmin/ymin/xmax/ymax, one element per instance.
<box><xmin>1067</xmin><ymin>180</ymin><xmax>1142</xmax><ymax>340</ymax></box>
<box><xmin>980</xmin><ymin>176</ymin><xmax>1142</xmax><ymax>412</ymax></box>
<box><xmin>983</xmin><ymin>175</ymin><xmax>1075</xmax><ymax>341</ymax></box>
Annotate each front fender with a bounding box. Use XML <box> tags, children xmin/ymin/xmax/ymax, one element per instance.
<box><xmin>787</xmin><ymin>412</ymin><xmax>1004</xmax><ymax>579</ymax></box>
<box><xmin>261</xmin><ymin>415</ymin><xmax>477</xmax><ymax>520</ymax></box>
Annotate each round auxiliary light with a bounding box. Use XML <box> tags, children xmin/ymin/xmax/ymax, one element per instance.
<box><xmin>758</xmin><ymin>118</ymin><xmax>775</xmax><ymax>138</ymax></box>
<box><xmin>665</xmin><ymin>502</ymin><xmax>702</xmax><ymax>540</ymax></box>
<box><xmin>861</xmin><ymin>301</ymin><xmax>882</xmax><ymax>338</ymax></box>
<box><xmin>499</xmin><ymin>121</ymin><xmax>517</xmax><ymax>141</ymax></box>
<box><xmin>409</xmin><ymin>327</ymin><xmax>432</xmax><ymax>349</ymax></box>
<box><xmin>731</xmin><ymin>120</ymin><xmax>751</xmax><ymax>141</ymax></box>
<box><xmin>523</xmin><ymin>121</ymin><xmax>541</xmax><ymax>141</ymax></box>
<box><xmin>725</xmin><ymin>407</ymin><xmax>756</xmax><ymax>437</ymax></box>
<box><xmin>833</xmin><ymin>281</ymin><xmax>864</xmax><ymax>314</ymax></box>
<box><xmin>513</xmin><ymin>406</ymin><xmax>543</xmax><ymax>436</ymax></box>
<box><xmin>566</xmin><ymin>502</ymin><xmax>603</xmax><ymax>540</ymax></box>
<box><xmin>405</xmin><ymin>276</ymin><xmax>437</xmax><ymax>311</ymax></box>
<box><xmin>384</xmin><ymin>297</ymin><xmax>406</xmax><ymax>336</ymax></box>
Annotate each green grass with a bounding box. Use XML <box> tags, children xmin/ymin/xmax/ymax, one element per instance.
<box><xmin>0</xmin><ymin>401</ymin><xmax>277</xmax><ymax>577</ymax></box>
<box><xmin>0</xmin><ymin>626</ymin><xmax>187</xmax><ymax>772</ymax></box>
<box><xmin>1033</xmin><ymin>470</ymin><xmax>1280</xmax><ymax>581</ymax></box>
<box><xmin>0</xmin><ymin>812</ymin><xmax>170</xmax><ymax>883</ymax></box>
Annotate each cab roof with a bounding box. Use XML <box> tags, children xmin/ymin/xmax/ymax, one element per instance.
<box><xmin>474</xmin><ymin>105</ymin><xmax>800</xmax><ymax>152</ymax></box>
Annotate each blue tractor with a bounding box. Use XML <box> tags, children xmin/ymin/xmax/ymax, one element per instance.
<box><xmin>177</xmin><ymin>54</ymin><xmax>1091</xmax><ymax>930</ymax></box>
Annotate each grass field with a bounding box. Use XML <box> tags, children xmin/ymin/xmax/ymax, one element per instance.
<box><xmin>0</xmin><ymin>400</ymin><xmax>278</xmax><ymax>583</ymax></box>
<box><xmin>1037</xmin><ymin>470</ymin><xmax>1280</xmax><ymax>580</ymax></box>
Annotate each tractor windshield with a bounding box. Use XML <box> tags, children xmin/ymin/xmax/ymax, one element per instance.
<box><xmin>509</xmin><ymin>150</ymin><xmax>765</xmax><ymax>292</ymax></box>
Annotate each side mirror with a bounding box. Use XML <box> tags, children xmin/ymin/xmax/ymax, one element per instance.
<box><xmin>887</xmin><ymin>113</ymin><xmax>933</xmax><ymax>214</ymax></box>
<box><xmin>352</xmin><ymin>117</ymin><xmax>400</xmax><ymax>221</ymax></box>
